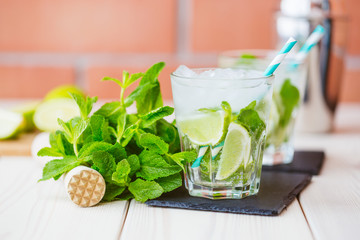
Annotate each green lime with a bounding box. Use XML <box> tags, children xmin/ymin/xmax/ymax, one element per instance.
<box><xmin>33</xmin><ymin>98</ymin><xmax>80</xmax><ymax>132</ymax></box>
<box><xmin>177</xmin><ymin>111</ymin><xmax>226</xmax><ymax>146</ymax></box>
<box><xmin>215</xmin><ymin>122</ymin><xmax>251</xmax><ymax>180</ymax></box>
<box><xmin>13</xmin><ymin>101</ymin><xmax>40</xmax><ymax>132</ymax></box>
<box><xmin>44</xmin><ymin>85</ymin><xmax>84</xmax><ymax>101</ymax></box>
<box><xmin>0</xmin><ymin>108</ymin><xmax>25</xmax><ymax>139</ymax></box>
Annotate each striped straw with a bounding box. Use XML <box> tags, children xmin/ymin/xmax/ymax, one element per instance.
<box><xmin>263</xmin><ymin>37</ymin><xmax>297</xmax><ymax>77</ymax></box>
<box><xmin>191</xmin><ymin>146</ymin><xmax>208</xmax><ymax>168</ymax></box>
<box><xmin>293</xmin><ymin>25</ymin><xmax>325</xmax><ymax>66</ymax></box>
<box><xmin>211</xmin><ymin>142</ymin><xmax>224</xmax><ymax>160</ymax></box>
<box><xmin>191</xmin><ymin>141</ymin><xmax>224</xmax><ymax>168</ymax></box>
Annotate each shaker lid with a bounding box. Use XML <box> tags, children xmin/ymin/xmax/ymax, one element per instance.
<box><xmin>280</xmin><ymin>0</ymin><xmax>327</xmax><ymax>19</ymax></box>
<box><xmin>279</xmin><ymin>0</ymin><xmax>346</xmax><ymax>19</ymax></box>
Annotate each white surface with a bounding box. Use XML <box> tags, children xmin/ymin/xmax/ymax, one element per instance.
<box><xmin>120</xmin><ymin>199</ymin><xmax>313</xmax><ymax>240</ymax></box>
<box><xmin>0</xmin><ymin>157</ymin><xmax>129</xmax><ymax>240</ymax></box>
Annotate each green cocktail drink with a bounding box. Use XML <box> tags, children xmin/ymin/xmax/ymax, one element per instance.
<box><xmin>171</xmin><ymin>66</ymin><xmax>273</xmax><ymax>199</ymax></box>
<box><xmin>219</xmin><ymin>50</ymin><xmax>307</xmax><ymax>165</ymax></box>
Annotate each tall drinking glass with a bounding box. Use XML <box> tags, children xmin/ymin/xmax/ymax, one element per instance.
<box><xmin>171</xmin><ymin>67</ymin><xmax>273</xmax><ymax>199</ymax></box>
<box><xmin>219</xmin><ymin>50</ymin><xmax>307</xmax><ymax>165</ymax></box>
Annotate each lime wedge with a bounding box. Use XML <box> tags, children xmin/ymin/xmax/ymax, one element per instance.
<box><xmin>13</xmin><ymin>101</ymin><xmax>40</xmax><ymax>132</ymax></box>
<box><xmin>177</xmin><ymin>111</ymin><xmax>225</xmax><ymax>146</ymax></box>
<box><xmin>44</xmin><ymin>85</ymin><xmax>84</xmax><ymax>101</ymax></box>
<box><xmin>0</xmin><ymin>109</ymin><xmax>25</xmax><ymax>139</ymax></box>
<box><xmin>33</xmin><ymin>98</ymin><xmax>80</xmax><ymax>132</ymax></box>
<box><xmin>215</xmin><ymin>122</ymin><xmax>251</xmax><ymax>180</ymax></box>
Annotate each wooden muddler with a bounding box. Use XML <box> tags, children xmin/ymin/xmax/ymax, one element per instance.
<box><xmin>63</xmin><ymin>166</ymin><xmax>106</xmax><ymax>207</ymax></box>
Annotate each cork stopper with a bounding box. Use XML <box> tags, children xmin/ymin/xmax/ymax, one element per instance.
<box><xmin>64</xmin><ymin>166</ymin><xmax>106</xmax><ymax>207</ymax></box>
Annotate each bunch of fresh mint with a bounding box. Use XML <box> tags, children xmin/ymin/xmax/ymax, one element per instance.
<box><xmin>38</xmin><ymin>62</ymin><xmax>196</xmax><ymax>202</ymax></box>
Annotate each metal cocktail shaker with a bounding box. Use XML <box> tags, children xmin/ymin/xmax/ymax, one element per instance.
<box><xmin>275</xmin><ymin>0</ymin><xmax>347</xmax><ymax>132</ymax></box>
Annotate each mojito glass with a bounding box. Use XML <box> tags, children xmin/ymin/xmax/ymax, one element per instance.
<box><xmin>219</xmin><ymin>50</ymin><xmax>307</xmax><ymax>165</ymax></box>
<box><xmin>171</xmin><ymin>66</ymin><xmax>273</xmax><ymax>199</ymax></box>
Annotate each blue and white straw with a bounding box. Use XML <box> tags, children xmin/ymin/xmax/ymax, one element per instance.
<box><xmin>191</xmin><ymin>146</ymin><xmax>209</xmax><ymax>168</ymax></box>
<box><xmin>263</xmin><ymin>37</ymin><xmax>297</xmax><ymax>77</ymax></box>
<box><xmin>191</xmin><ymin>142</ymin><xmax>224</xmax><ymax>168</ymax></box>
<box><xmin>293</xmin><ymin>25</ymin><xmax>325</xmax><ymax>67</ymax></box>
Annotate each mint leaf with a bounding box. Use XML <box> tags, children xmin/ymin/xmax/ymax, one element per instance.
<box><xmin>237</xmin><ymin>108</ymin><xmax>265</xmax><ymax>141</ymax></box>
<box><xmin>279</xmin><ymin>79</ymin><xmax>300</xmax><ymax>127</ymax></box>
<box><xmin>221</xmin><ymin>101</ymin><xmax>232</xmax><ymax>141</ymax></box>
<box><xmin>90</xmin><ymin>115</ymin><xmax>107</xmax><ymax>142</ymax></box>
<box><xmin>124</xmin><ymin>72</ymin><xmax>144</xmax><ymax>88</ymax></box>
<box><xmin>103</xmin><ymin>183</ymin><xmax>126</xmax><ymax>201</ymax></box>
<box><xmin>107</xmin><ymin>142</ymin><xmax>127</xmax><ymax>164</ymax></box>
<box><xmin>198</xmin><ymin>107</ymin><xmax>219</xmax><ymax>113</ymax></box>
<box><xmin>112</xmin><ymin>159</ymin><xmax>131</xmax><ymax>186</ymax></box>
<box><xmin>78</xmin><ymin>142</ymin><xmax>114</xmax><ymax>158</ymax></box>
<box><xmin>128</xmin><ymin>179</ymin><xmax>164</xmax><ymax>202</ymax></box>
<box><xmin>136</xmin><ymin>151</ymin><xmax>182</xmax><ymax>180</ymax></box>
<box><xmin>69</xmin><ymin>92</ymin><xmax>97</xmax><ymax>119</ymax></box>
<box><xmin>121</xmin><ymin>124</ymin><xmax>138</xmax><ymax>147</ymax></box>
<box><xmin>37</xmin><ymin>147</ymin><xmax>64</xmax><ymax>157</ymax></box>
<box><xmin>95</xmin><ymin>101</ymin><xmax>122</xmax><ymax>117</ymax></box>
<box><xmin>94</xmin><ymin>101</ymin><xmax>125</xmax><ymax>126</ymax></box>
<box><xmin>242</xmin><ymin>100</ymin><xmax>256</xmax><ymax>111</ymax></box>
<box><xmin>115</xmin><ymin>112</ymin><xmax>127</xmax><ymax>142</ymax></box>
<box><xmin>139</xmin><ymin>133</ymin><xmax>169</xmax><ymax>155</ymax></box>
<box><xmin>102</xmin><ymin>77</ymin><xmax>123</xmax><ymax>87</ymax></box>
<box><xmin>39</xmin><ymin>156</ymin><xmax>81</xmax><ymax>181</ymax></box>
<box><xmin>49</xmin><ymin>131</ymin><xmax>65</xmax><ymax>155</ymax></box>
<box><xmin>92</xmin><ymin>151</ymin><xmax>116</xmax><ymax>182</ymax></box>
<box><xmin>237</xmin><ymin>101</ymin><xmax>266</xmax><ymax>152</ymax></box>
<box><xmin>156</xmin><ymin>119</ymin><xmax>180</xmax><ymax>154</ymax></box>
<box><xmin>135</xmin><ymin>62</ymin><xmax>165</xmax><ymax>114</ymax></box>
<box><xmin>124</xmin><ymin>81</ymin><xmax>157</xmax><ymax>108</ymax></box>
<box><xmin>139</xmin><ymin>106</ymin><xmax>174</xmax><ymax>128</ymax></box>
<box><xmin>127</xmin><ymin>155</ymin><xmax>140</xmax><ymax>176</ymax></box>
<box><xmin>169</xmin><ymin>152</ymin><xmax>197</xmax><ymax>170</ymax></box>
<box><xmin>57</xmin><ymin>117</ymin><xmax>88</xmax><ymax>144</ymax></box>
<box><xmin>155</xmin><ymin>173</ymin><xmax>182</xmax><ymax>193</ymax></box>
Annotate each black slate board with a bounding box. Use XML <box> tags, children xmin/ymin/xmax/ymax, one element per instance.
<box><xmin>146</xmin><ymin>171</ymin><xmax>311</xmax><ymax>216</ymax></box>
<box><xmin>262</xmin><ymin>150</ymin><xmax>325</xmax><ymax>175</ymax></box>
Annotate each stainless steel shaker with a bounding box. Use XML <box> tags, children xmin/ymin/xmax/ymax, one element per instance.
<box><xmin>275</xmin><ymin>0</ymin><xmax>348</xmax><ymax>132</ymax></box>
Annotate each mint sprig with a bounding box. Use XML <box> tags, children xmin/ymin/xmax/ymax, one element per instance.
<box><xmin>38</xmin><ymin>62</ymin><xmax>195</xmax><ymax>203</ymax></box>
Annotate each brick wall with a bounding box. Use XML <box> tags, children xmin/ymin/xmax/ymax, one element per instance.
<box><xmin>0</xmin><ymin>0</ymin><xmax>359</xmax><ymax>102</ymax></box>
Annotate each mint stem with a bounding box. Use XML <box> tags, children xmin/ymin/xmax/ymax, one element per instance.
<box><xmin>120</xmin><ymin>87</ymin><xmax>125</xmax><ymax>107</ymax></box>
<box><xmin>73</xmin><ymin>142</ymin><xmax>78</xmax><ymax>157</ymax></box>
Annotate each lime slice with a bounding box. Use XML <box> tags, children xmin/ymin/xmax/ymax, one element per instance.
<box><xmin>13</xmin><ymin>101</ymin><xmax>40</xmax><ymax>132</ymax></box>
<box><xmin>215</xmin><ymin>122</ymin><xmax>251</xmax><ymax>180</ymax></box>
<box><xmin>177</xmin><ymin>111</ymin><xmax>225</xmax><ymax>146</ymax></box>
<box><xmin>0</xmin><ymin>109</ymin><xmax>25</xmax><ymax>139</ymax></box>
<box><xmin>44</xmin><ymin>85</ymin><xmax>84</xmax><ymax>101</ymax></box>
<box><xmin>34</xmin><ymin>98</ymin><xmax>80</xmax><ymax>132</ymax></box>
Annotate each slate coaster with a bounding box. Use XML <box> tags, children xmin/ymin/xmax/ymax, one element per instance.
<box><xmin>262</xmin><ymin>150</ymin><xmax>325</xmax><ymax>175</ymax></box>
<box><xmin>146</xmin><ymin>171</ymin><xmax>311</xmax><ymax>216</ymax></box>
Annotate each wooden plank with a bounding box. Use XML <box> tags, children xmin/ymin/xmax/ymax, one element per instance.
<box><xmin>120</xmin><ymin>199</ymin><xmax>313</xmax><ymax>240</ymax></box>
<box><xmin>0</xmin><ymin>132</ymin><xmax>38</xmax><ymax>156</ymax></box>
<box><xmin>295</xmin><ymin>133</ymin><xmax>360</xmax><ymax>240</ymax></box>
<box><xmin>0</xmin><ymin>157</ymin><xmax>129</xmax><ymax>240</ymax></box>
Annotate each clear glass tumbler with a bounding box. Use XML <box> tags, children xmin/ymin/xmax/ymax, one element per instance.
<box><xmin>171</xmin><ymin>67</ymin><xmax>273</xmax><ymax>199</ymax></box>
<box><xmin>219</xmin><ymin>50</ymin><xmax>307</xmax><ymax>165</ymax></box>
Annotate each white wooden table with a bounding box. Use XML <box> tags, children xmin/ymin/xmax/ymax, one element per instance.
<box><xmin>1</xmin><ymin>103</ymin><xmax>360</xmax><ymax>240</ymax></box>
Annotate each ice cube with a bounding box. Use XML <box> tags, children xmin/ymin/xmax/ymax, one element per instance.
<box><xmin>174</xmin><ymin>65</ymin><xmax>197</xmax><ymax>78</ymax></box>
<box><xmin>198</xmin><ymin>69</ymin><xmax>215</xmax><ymax>78</ymax></box>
